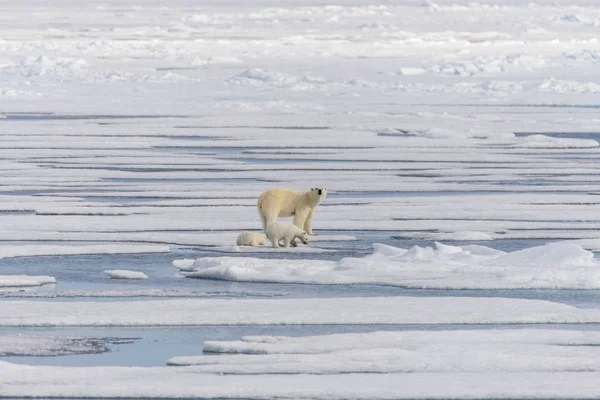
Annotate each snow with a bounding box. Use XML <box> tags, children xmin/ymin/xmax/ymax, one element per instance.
<box><xmin>214</xmin><ymin>244</ymin><xmax>334</xmax><ymax>253</ymax></box>
<box><xmin>104</xmin><ymin>270</ymin><xmax>148</xmax><ymax>280</ymax></box>
<box><xmin>0</xmin><ymin>296</ymin><xmax>599</xmax><ymax>327</ymax></box>
<box><xmin>3</xmin><ymin>362</ymin><xmax>600</xmax><ymax>399</ymax></box>
<box><xmin>0</xmin><ymin>336</ymin><xmax>116</xmax><ymax>356</ymax></box>
<box><xmin>171</xmin><ymin>259</ymin><xmax>195</xmax><ymax>272</ymax></box>
<box><xmin>2</xmin><ymin>0</ymin><xmax>600</xmax><ymax>397</ymax></box>
<box><xmin>0</xmin><ymin>289</ymin><xmax>285</xmax><ymax>299</ymax></box>
<box><xmin>431</xmin><ymin>54</ymin><xmax>550</xmax><ymax>77</ymax></box>
<box><xmin>0</xmin><ymin>275</ymin><xmax>55</xmax><ymax>287</ymax></box>
<box><xmin>169</xmin><ymin>329</ymin><xmax>600</xmax><ymax>373</ymax></box>
<box><xmin>540</xmin><ymin>77</ymin><xmax>600</xmax><ymax>94</ymax></box>
<box><xmin>176</xmin><ymin>242</ymin><xmax>600</xmax><ymax>289</ymax></box>
<box><xmin>0</xmin><ymin>244</ymin><xmax>169</xmax><ymax>259</ymax></box>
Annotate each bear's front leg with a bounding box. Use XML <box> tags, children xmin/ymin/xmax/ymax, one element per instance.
<box><xmin>304</xmin><ymin>207</ymin><xmax>317</xmax><ymax>236</ymax></box>
<box><xmin>282</xmin><ymin>237</ymin><xmax>291</xmax><ymax>248</ymax></box>
<box><xmin>289</xmin><ymin>238</ymin><xmax>298</xmax><ymax>247</ymax></box>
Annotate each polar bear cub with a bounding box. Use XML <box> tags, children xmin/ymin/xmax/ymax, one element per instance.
<box><xmin>257</xmin><ymin>187</ymin><xmax>327</xmax><ymax>235</ymax></box>
<box><xmin>236</xmin><ymin>232</ymin><xmax>269</xmax><ymax>246</ymax></box>
<box><xmin>266</xmin><ymin>222</ymin><xmax>309</xmax><ymax>248</ymax></box>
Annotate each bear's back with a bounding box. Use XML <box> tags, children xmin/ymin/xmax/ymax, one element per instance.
<box><xmin>237</xmin><ymin>231</ymin><xmax>266</xmax><ymax>245</ymax></box>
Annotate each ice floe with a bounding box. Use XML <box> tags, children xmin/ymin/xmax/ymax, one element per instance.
<box><xmin>1</xmin><ymin>296</ymin><xmax>600</xmax><ymax>327</ymax></box>
<box><xmin>0</xmin><ymin>289</ymin><xmax>286</xmax><ymax>299</ymax></box>
<box><xmin>0</xmin><ymin>244</ymin><xmax>170</xmax><ymax>259</ymax></box>
<box><xmin>0</xmin><ymin>275</ymin><xmax>55</xmax><ymax>287</ymax></box>
<box><xmin>2</xmin><ymin>0</ymin><xmax>600</xmax><ymax>396</ymax></box>
<box><xmin>0</xmin><ymin>335</ymin><xmax>127</xmax><ymax>357</ymax></box>
<box><xmin>3</xmin><ymin>361</ymin><xmax>600</xmax><ymax>399</ymax></box>
<box><xmin>104</xmin><ymin>270</ymin><xmax>148</xmax><ymax>279</ymax></box>
<box><xmin>431</xmin><ymin>54</ymin><xmax>549</xmax><ymax>77</ymax></box>
<box><xmin>540</xmin><ymin>77</ymin><xmax>600</xmax><ymax>94</ymax></box>
<box><xmin>169</xmin><ymin>329</ymin><xmax>600</xmax><ymax>373</ymax></box>
<box><xmin>177</xmin><ymin>242</ymin><xmax>600</xmax><ymax>289</ymax></box>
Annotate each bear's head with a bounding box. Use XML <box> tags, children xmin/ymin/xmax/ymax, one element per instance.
<box><xmin>298</xmin><ymin>230</ymin><xmax>309</xmax><ymax>245</ymax></box>
<box><xmin>310</xmin><ymin>187</ymin><xmax>327</xmax><ymax>203</ymax></box>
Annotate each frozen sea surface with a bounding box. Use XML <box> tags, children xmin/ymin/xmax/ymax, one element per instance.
<box><xmin>3</xmin><ymin>0</ymin><xmax>600</xmax><ymax>398</ymax></box>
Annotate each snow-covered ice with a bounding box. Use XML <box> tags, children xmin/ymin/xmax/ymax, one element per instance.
<box><xmin>3</xmin><ymin>0</ymin><xmax>600</xmax><ymax>397</ymax></box>
<box><xmin>3</xmin><ymin>361</ymin><xmax>600</xmax><ymax>399</ymax></box>
<box><xmin>0</xmin><ymin>275</ymin><xmax>55</xmax><ymax>287</ymax></box>
<box><xmin>169</xmin><ymin>329</ymin><xmax>600</xmax><ymax>373</ymax></box>
<box><xmin>0</xmin><ymin>244</ymin><xmax>169</xmax><ymax>259</ymax></box>
<box><xmin>0</xmin><ymin>0</ymin><xmax>598</xmax><ymax>249</ymax></box>
<box><xmin>104</xmin><ymin>270</ymin><xmax>148</xmax><ymax>280</ymax></box>
<box><xmin>177</xmin><ymin>242</ymin><xmax>600</xmax><ymax>289</ymax></box>
<box><xmin>1</xmin><ymin>296</ymin><xmax>600</xmax><ymax>327</ymax></box>
<box><xmin>0</xmin><ymin>289</ymin><xmax>286</xmax><ymax>299</ymax></box>
<box><xmin>0</xmin><ymin>335</ymin><xmax>125</xmax><ymax>357</ymax></box>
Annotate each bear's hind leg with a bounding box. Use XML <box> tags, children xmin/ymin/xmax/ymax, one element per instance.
<box><xmin>259</xmin><ymin>213</ymin><xmax>268</xmax><ymax>232</ymax></box>
<box><xmin>263</xmin><ymin>212</ymin><xmax>278</xmax><ymax>233</ymax></box>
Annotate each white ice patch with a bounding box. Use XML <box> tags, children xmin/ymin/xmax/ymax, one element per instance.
<box><xmin>177</xmin><ymin>242</ymin><xmax>600</xmax><ymax>289</ymax></box>
<box><xmin>2</xmin><ymin>296</ymin><xmax>600</xmax><ymax>327</ymax></box>
<box><xmin>431</xmin><ymin>54</ymin><xmax>549</xmax><ymax>77</ymax></box>
<box><xmin>0</xmin><ymin>275</ymin><xmax>55</xmax><ymax>287</ymax></box>
<box><xmin>1</xmin><ymin>55</ymin><xmax>195</xmax><ymax>84</ymax></box>
<box><xmin>397</xmin><ymin>67</ymin><xmax>426</xmax><ymax>76</ymax></box>
<box><xmin>169</xmin><ymin>329</ymin><xmax>600</xmax><ymax>373</ymax></box>
<box><xmin>15</xmin><ymin>55</ymin><xmax>87</xmax><ymax>79</ymax></box>
<box><xmin>398</xmin><ymin>231</ymin><xmax>494</xmax><ymax>241</ymax></box>
<box><xmin>512</xmin><ymin>134</ymin><xmax>599</xmax><ymax>148</ymax></box>
<box><xmin>6</xmin><ymin>360</ymin><xmax>600</xmax><ymax>398</ymax></box>
<box><xmin>0</xmin><ymin>336</ymin><xmax>115</xmax><ymax>356</ymax></box>
<box><xmin>189</xmin><ymin>56</ymin><xmax>243</xmax><ymax>66</ymax></box>
<box><xmin>0</xmin><ymin>88</ymin><xmax>42</xmax><ymax>97</ymax></box>
<box><xmin>0</xmin><ymin>289</ymin><xmax>285</xmax><ymax>299</ymax></box>
<box><xmin>227</xmin><ymin>68</ymin><xmax>327</xmax><ymax>91</ymax></box>
<box><xmin>309</xmin><ymin>235</ymin><xmax>357</xmax><ymax>242</ymax></box>
<box><xmin>172</xmin><ymin>259</ymin><xmax>196</xmax><ymax>272</ymax></box>
<box><xmin>215</xmin><ymin>245</ymin><xmax>333</xmax><ymax>253</ymax></box>
<box><xmin>568</xmin><ymin>239</ymin><xmax>600</xmax><ymax>253</ymax></box>
<box><xmin>539</xmin><ymin>77</ymin><xmax>600</xmax><ymax>94</ymax></box>
<box><xmin>0</xmin><ymin>244</ymin><xmax>170</xmax><ymax>259</ymax></box>
<box><xmin>104</xmin><ymin>270</ymin><xmax>148</xmax><ymax>280</ymax></box>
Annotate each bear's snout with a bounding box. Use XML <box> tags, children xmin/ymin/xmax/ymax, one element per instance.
<box><xmin>317</xmin><ymin>189</ymin><xmax>322</xmax><ymax>195</ymax></box>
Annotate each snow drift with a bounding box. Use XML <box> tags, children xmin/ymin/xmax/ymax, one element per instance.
<box><xmin>176</xmin><ymin>242</ymin><xmax>600</xmax><ymax>289</ymax></box>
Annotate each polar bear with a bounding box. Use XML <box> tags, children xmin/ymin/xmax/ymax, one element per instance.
<box><xmin>257</xmin><ymin>187</ymin><xmax>327</xmax><ymax>235</ymax></box>
<box><xmin>266</xmin><ymin>222</ymin><xmax>309</xmax><ymax>248</ymax></box>
<box><xmin>236</xmin><ymin>231</ymin><xmax>269</xmax><ymax>246</ymax></box>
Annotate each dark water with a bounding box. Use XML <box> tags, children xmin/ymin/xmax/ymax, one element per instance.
<box><xmin>5</xmin><ymin>322</ymin><xmax>600</xmax><ymax>368</ymax></box>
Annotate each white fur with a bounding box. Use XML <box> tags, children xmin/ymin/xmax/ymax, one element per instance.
<box><xmin>266</xmin><ymin>222</ymin><xmax>309</xmax><ymax>248</ymax></box>
<box><xmin>236</xmin><ymin>232</ymin><xmax>269</xmax><ymax>246</ymax></box>
<box><xmin>257</xmin><ymin>187</ymin><xmax>327</xmax><ymax>235</ymax></box>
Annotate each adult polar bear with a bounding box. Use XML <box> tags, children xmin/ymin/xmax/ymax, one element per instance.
<box><xmin>257</xmin><ymin>187</ymin><xmax>327</xmax><ymax>235</ymax></box>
